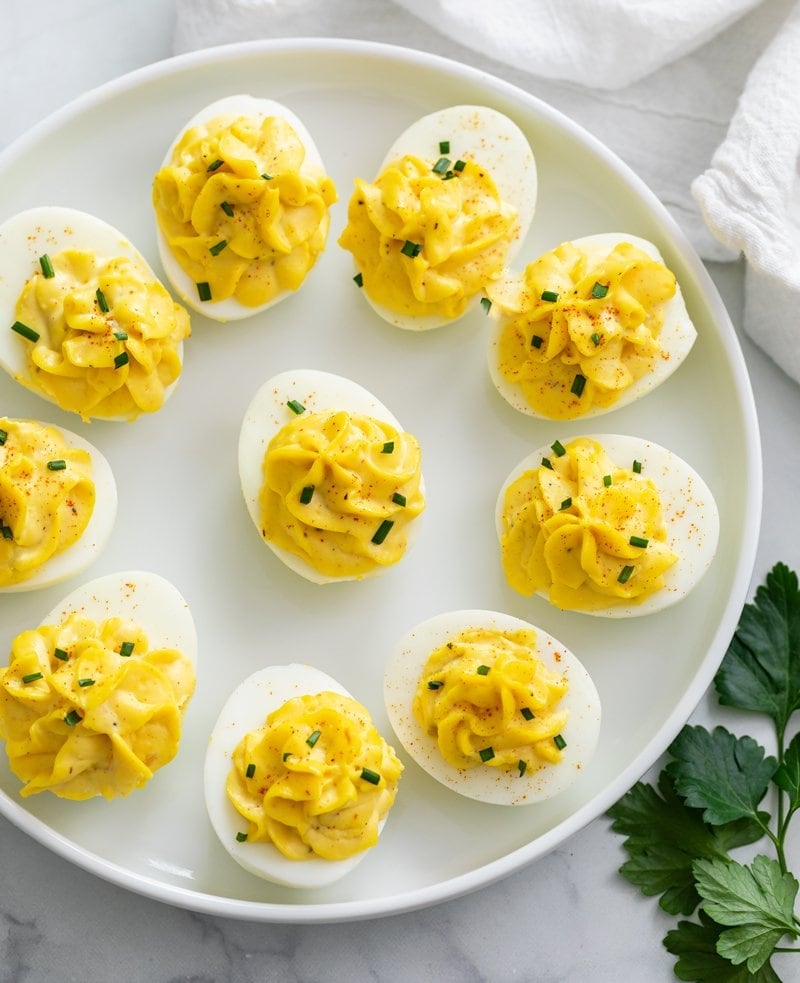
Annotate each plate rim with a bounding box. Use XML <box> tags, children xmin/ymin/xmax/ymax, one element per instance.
<box><xmin>0</xmin><ymin>35</ymin><xmax>763</xmax><ymax>923</ymax></box>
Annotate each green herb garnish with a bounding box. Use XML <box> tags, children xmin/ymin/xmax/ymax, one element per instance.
<box><xmin>206</xmin><ymin>158</ymin><xmax>224</xmax><ymax>172</ymax></box>
<box><xmin>0</xmin><ymin>429</ymin><xmax>6</xmax><ymax>446</ymax></box>
<box><xmin>540</xmin><ymin>290</ymin><xmax>559</xmax><ymax>302</ymax></box>
<box><xmin>521</xmin><ymin>708</ymin><xmax>535</xmax><ymax>721</ymax></box>
<box><xmin>400</xmin><ymin>240</ymin><xmax>422</xmax><ymax>258</ymax></box>
<box><xmin>353</xmin><ymin>272</ymin><xmax>363</xmax><ymax>287</ymax></box>
<box><xmin>427</xmin><ymin>680</ymin><xmax>444</xmax><ymax>690</ymax></box>
<box><xmin>629</xmin><ymin>536</ymin><xmax>650</xmax><ymax>548</ymax></box>
<box><xmin>78</xmin><ymin>678</ymin><xmax>95</xmax><ymax>688</ymax></box>
<box><xmin>22</xmin><ymin>672</ymin><xmax>43</xmax><ymax>684</ymax></box>
<box><xmin>633</xmin><ymin>459</ymin><xmax>642</xmax><ymax>474</ymax></box>
<box><xmin>287</xmin><ymin>399</ymin><xmax>305</xmax><ymax>415</ymax></box>
<box><xmin>220</xmin><ymin>201</ymin><xmax>234</xmax><ymax>217</ymax></box>
<box><xmin>246</xmin><ymin>763</ymin><xmax>256</xmax><ymax>779</ymax></box>
<box><xmin>591</xmin><ymin>281</ymin><xmax>609</xmax><ymax>299</ymax></box>
<box><xmin>518</xmin><ymin>760</ymin><xmax>527</xmax><ymax>777</ymax></box>
<box><xmin>11</xmin><ymin>321</ymin><xmax>39</xmax><ymax>342</ymax></box>
<box><xmin>553</xmin><ymin>734</ymin><xmax>567</xmax><ymax>751</ymax></box>
<box><xmin>299</xmin><ymin>485</ymin><xmax>315</xmax><ymax>505</ymax></box>
<box><xmin>39</xmin><ymin>254</ymin><xmax>55</xmax><ymax>278</ymax></box>
<box><xmin>47</xmin><ymin>460</ymin><xmax>66</xmax><ymax>471</ymax></box>
<box><xmin>371</xmin><ymin>519</ymin><xmax>394</xmax><ymax>545</ymax></box>
<box><xmin>114</xmin><ymin>352</ymin><xmax>129</xmax><ymax>369</ymax></box>
<box><xmin>119</xmin><ymin>641</ymin><xmax>134</xmax><ymax>658</ymax></box>
<box><xmin>608</xmin><ymin>562</ymin><xmax>800</xmax><ymax>981</ymax></box>
<box><xmin>480</xmin><ymin>297</ymin><xmax>492</xmax><ymax>314</ymax></box>
<box><xmin>570</xmin><ymin>374</ymin><xmax>586</xmax><ymax>397</ymax></box>
<box><xmin>64</xmin><ymin>709</ymin><xmax>82</xmax><ymax>726</ymax></box>
<box><xmin>96</xmin><ymin>287</ymin><xmax>110</xmax><ymax>312</ymax></box>
<box><xmin>479</xmin><ymin>747</ymin><xmax>495</xmax><ymax>763</ymax></box>
<box><xmin>236</xmin><ymin>831</ymin><xmax>248</xmax><ymax>842</ymax></box>
<box><xmin>360</xmin><ymin>768</ymin><xmax>381</xmax><ymax>785</ymax></box>
<box><xmin>432</xmin><ymin>156</ymin><xmax>451</xmax><ymax>175</ymax></box>
<box><xmin>392</xmin><ymin>492</ymin><xmax>407</xmax><ymax>507</ymax></box>
<box><xmin>439</xmin><ymin>140</ymin><xmax>450</xmax><ymax>154</ymax></box>
<box><xmin>476</xmin><ymin>665</ymin><xmax>490</xmax><ymax>676</ymax></box>
<box><xmin>560</xmin><ymin>497</ymin><xmax>572</xmax><ymax>511</ymax></box>
<box><xmin>54</xmin><ymin>648</ymin><xmax>69</xmax><ymax>662</ymax></box>
<box><xmin>382</xmin><ymin>441</ymin><xmax>394</xmax><ymax>454</ymax></box>
<box><xmin>196</xmin><ymin>282</ymin><xmax>212</xmax><ymax>302</ymax></box>
<box><xmin>603</xmin><ymin>474</ymin><xmax>612</xmax><ymax>487</ymax></box>
<box><xmin>531</xmin><ymin>335</ymin><xmax>544</xmax><ymax>349</ymax></box>
<box><xmin>306</xmin><ymin>730</ymin><xmax>321</xmax><ymax>748</ymax></box>
<box><xmin>618</xmin><ymin>565</ymin><xmax>634</xmax><ymax>584</ymax></box>
<box><xmin>209</xmin><ymin>239</ymin><xmax>228</xmax><ymax>256</ymax></box>
<box><xmin>551</xmin><ymin>440</ymin><xmax>566</xmax><ymax>457</ymax></box>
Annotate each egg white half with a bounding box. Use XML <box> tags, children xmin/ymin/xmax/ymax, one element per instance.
<box><xmin>353</xmin><ymin>104</ymin><xmax>538</xmax><ymax>332</ymax></box>
<box><xmin>488</xmin><ymin>233</ymin><xmax>697</xmax><ymax>420</ymax></box>
<box><xmin>0</xmin><ymin>206</ymin><xmax>185</xmax><ymax>419</ymax></box>
<box><xmin>0</xmin><ymin>421</ymin><xmax>118</xmax><ymax>594</ymax></box>
<box><xmin>205</xmin><ymin>664</ymin><xmax>388</xmax><ymax>889</ymax></box>
<box><xmin>384</xmin><ymin>609</ymin><xmax>601</xmax><ymax>806</ymax></box>
<box><xmin>41</xmin><ymin>570</ymin><xmax>198</xmax><ymax>664</ymax></box>
<box><xmin>154</xmin><ymin>94</ymin><xmax>332</xmax><ymax>322</ymax></box>
<box><xmin>496</xmin><ymin>434</ymin><xmax>720</xmax><ymax>617</ymax></box>
<box><xmin>238</xmin><ymin>368</ymin><xmax>424</xmax><ymax>584</ymax></box>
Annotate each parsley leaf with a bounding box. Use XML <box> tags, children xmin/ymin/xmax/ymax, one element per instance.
<box><xmin>693</xmin><ymin>856</ymin><xmax>799</xmax><ymax>973</ymax></box>
<box><xmin>715</xmin><ymin>562</ymin><xmax>800</xmax><ymax>732</ymax></box>
<box><xmin>666</xmin><ymin>725</ymin><xmax>776</xmax><ymax>827</ymax></box>
<box><xmin>774</xmin><ymin>733</ymin><xmax>800</xmax><ymax>815</ymax></box>
<box><xmin>608</xmin><ymin>772</ymin><xmax>764</xmax><ymax>915</ymax></box>
<box><xmin>664</xmin><ymin>910</ymin><xmax>783</xmax><ymax>982</ymax></box>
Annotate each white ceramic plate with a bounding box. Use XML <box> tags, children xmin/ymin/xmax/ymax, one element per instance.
<box><xmin>0</xmin><ymin>38</ymin><xmax>761</xmax><ymax>923</ymax></box>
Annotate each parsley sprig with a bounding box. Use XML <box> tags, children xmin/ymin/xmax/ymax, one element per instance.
<box><xmin>608</xmin><ymin>562</ymin><xmax>800</xmax><ymax>981</ymax></box>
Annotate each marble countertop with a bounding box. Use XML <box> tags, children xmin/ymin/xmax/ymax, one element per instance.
<box><xmin>2</xmin><ymin>2</ymin><xmax>798</xmax><ymax>980</ymax></box>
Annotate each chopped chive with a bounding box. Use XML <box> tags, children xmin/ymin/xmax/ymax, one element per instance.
<box><xmin>114</xmin><ymin>331</ymin><xmax>128</xmax><ymax>341</ymax></box>
<box><xmin>96</xmin><ymin>287</ymin><xmax>110</xmax><ymax>312</ymax></box>
<box><xmin>360</xmin><ymin>767</ymin><xmax>381</xmax><ymax>786</ymax></box>
<box><xmin>64</xmin><ymin>709</ymin><xmax>82</xmax><ymax>726</ymax></box>
<box><xmin>518</xmin><ymin>759</ymin><xmax>527</xmax><ymax>777</ymax></box>
<box><xmin>480</xmin><ymin>296</ymin><xmax>492</xmax><ymax>314</ymax></box>
<box><xmin>372</xmin><ymin>519</ymin><xmax>394</xmax><ymax>545</ymax></box>
<box><xmin>353</xmin><ymin>272</ymin><xmax>363</xmax><ymax>287</ymax></box>
<box><xmin>540</xmin><ymin>290</ymin><xmax>559</xmax><ymax>302</ymax></box>
<box><xmin>570</xmin><ymin>374</ymin><xmax>586</xmax><ymax>397</ymax></box>
<box><xmin>220</xmin><ymin>201</ymin><xmax>234</xmax><ymax>217</ymax></box>
<box><xmin>439</xmin><ymin>140</ymin><xmax>450</xmax><ymax>154</ymax></box>
<box><xmin>196</xmin><ymin>281</ymin><xmax>212</xmax><ymax>302</ymax></box>
<box><xmin>629</xmin><ymin>535</ymin><xmax>649</xmax><ymax>548</ymax></box>
<box><xmin>235</xmin><ymin>831</ymin><xmax>248</xmax><ymax>842</ymax></box>
<box><xmin>47</xmin><ymin>459</ymin><xmax>66</xmax><ymax>471</ymax></box>
<box><xmin>453</xmin><ymin>159</ymin><xmax>466</xmax><ymax>172</ymax></box>
<box><xmin>551</xmin><ymin>439</ymin><xmax>566</xmax><ymax>457</ymax></box>
<box><xmin>114</xmin><ymin>352</ymin><xmax>129</xmax><ymax>369</ymax></box>
<box><xmin>78</xmin><ymin>678</ymin><xmax>95</xmax><ymax>688</ymax></box>
<box><xmin>11</xmin><ymin>320</ymin><xmax>40</xmax><ymax>342</ymax></box>
<box><xmin>476</xmin><ymin>665</ymin><xmax>490</xmax><ymax>676</ymax></box>
<box><xmin>540</xmin><ymin>456</ymin><xmax>553</xmax><ymax>470</ymax></box>
<box><xmin>282</xmin><ymin>752</ymin><xmax>291</xmax><ymax>761</ymax></box>
<box><xmin>618</xmin><ymin>565</ymin><xmax>634</xmax><ymax>584</ymax></box>
<box><xmin>591</xmin><ymin>281</ymin><xmax>609</xmax><ymax>299</ymax></box>
<box><xmin>531</xmin><ymin>334</ymin><xmax>543</xmax><ymax>349</ymax></box>
<box><xmin>553</xmin><ymin>734</ymin><xmax>567</xmax><ymax>750</ymax></box>
<box><xmin>632</xmin><ymin>459</ymin><xmax>642</xmax><ymax>474</ymax></box>
<box><xmin>400</xmin><ymin>240</ymin><xmax>422</xmax><ymax>258</ymax></box>
<box><xmin>590</xmin><ymin>332</ymin><xmax>601</xmax><ymax>346</ymax></box>
<box><xmin>261</xmin><ymin>173</ymin><xmax>272</xmax><ymax>181</ymax></box>
<box><xmin>381</xmin><ymin>441</ymin><xmax>394</xmax><ymax>454</ymax></box>
<box><xmin>206</xmin><ymin>158</ymin><xmax>224</xmax><ymax>172</ymax></box>
<box><xmin>391</xmin><ymin>492</ymin><xmax>407</xmax><ymax>507</ymax></box>
<box><xmin>209</xmin><ymin>239</ymin><xmax>228</xmax><ymax>256</ymax></box>
<box><xmin>442</xmin><ymin>171</ymin><xmax>455</xmax><ymax>180</ymax></box>
<box><xmin>560</xmin><ymin>497</ymin><xmax>572</xmax><ymax>511</ymax></box>
<box><xmin>603</xmin><ymin>474</ymin><xmax>612</xmax><ymax>487</ymax></box>
<box><xmin>306</xmin><ymin>729</ymin><xmax>321</xmax><ymax>748</ymax></box>
<box><xmin>54</xmin><ymin>648</ymin><xmax>69</xmax><ymax>661</ymax></box>
<box><xmin>299</xmin><ymin>485</ymin><xmax>315</xmax><ymax>505</ymax></box>
<box><xmin>287</xmin><ymin>399</ymin><xmax>305</xmax><ymax>415</ymax></box>
<box><xmin>119</xmin><ymin>641</ymin><xmax>134</xmax><ymax>657</ymax></box>
<box><xmin>432</xmin><ymin>156</ymin><xmax>451</xmax><ymax>174</ymax></box>
<box><xmin>479</xmin><ymin>747</ymin><xmax>495</xmax><ymax>763</ymax></box>
<box><xmin>39</xmin><ymin>254</ymin><xmax>55</xmax><ymax>278</ymax></box>
<box><xmin>521</xmin><ymin>707</ymin><xmax>535</xmax><ymax>721</ymax></box>
<box><xmin>1</xmin><ymin>525</ymin><xmax>12</xmax><ymax>541</ymax></box>
<box><xmin>0</xmin><ymin>428</ymin><xmax>6</xmax><ymax>445</ymax></box>
<box><xmin>22</xmin><ymin>672</ymin><xmax>44</xmax><ymax>684</ymax></box>
<box><xmin>427</xmin><ymin>680</ymin><xmax>444</xmax><ymax>690</ymax></box>
<box><xmin>245</xmin><ymin>763</ymin><xmax>256</xmax><ymax>779</ymax></box>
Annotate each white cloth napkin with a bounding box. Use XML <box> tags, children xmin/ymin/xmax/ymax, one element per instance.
<box><xmin>174</xmin><ymin>0</ymin><xmax>800</xmax><ymax>383</ymax></box>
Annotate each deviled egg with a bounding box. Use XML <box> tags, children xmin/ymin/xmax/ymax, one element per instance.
<box><xmin>384</xmin><ymin>609</ymin><xmax>600</xmax><ymax>806</ymax></box>
<box><xmin>0</xmin><ymin>206</ymin><xmax>190</xmax><ymax>421</ymax></box>
<box><xmin>205</xmin><ymin>664</ymin><xmax>402</xmax><ymax>888</ymax></box>
<box><xmin>496</xmin><ymin>434</ymin><xmax>719</xmax><ymax>616</ymax></box>
<box><xmin>0</xmin><ymin>570</ymin><xmax>197</xmax><ymax>799</ymax></box>
<box><xmin>238</xmin><ymin>369</ymin><xmax>425</xmax><ymax>583</ymax></box>
<box><xmin>339</xmin><ymin>104</ymin><xmax>537</xmax><ymax>331</ymax></box>
<box><xmin>0</xmin><ymin>417</ymin><xmax>117</xmax><ymax>593</ymax></box>
<box><xmin>486</xmin><ymin>233</ymin><xmax>697</xmax><ymax>419</ymax></box>
<box><xmin>152</xmin><ymin>94</ymin><xmax>337</xmax><ymax>321</ymax></box>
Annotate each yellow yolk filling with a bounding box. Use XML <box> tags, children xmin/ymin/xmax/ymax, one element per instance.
<box><xmin>226</xmin><ymin>691</ymin><xmax>403</xmax><ymax>861</ymax></box>
<box><xmin>152</xmin><ymin>114</ymin><xmax>337</xmax><ymax>308</ymax></box>
<box><xmin>413</xmin><ymin>627</ymin><xmax>568</xmax><ymax>772</ymax></box>
<box><xmin>13</xmin><ymin>249</ymin><xmax>190</xmax><ymax>421</ymax></box>
<box><xmin>260</xmin><ymin>410</ymin><xmax>425</xmax><ymax>578</ymax></box>
<box><xmin>487</xmin><ymin>240</ymin><xmax>677</xmax><ymax>419</ymax></box>
<box><xmin>500</xmin><ymin>437</ymin><xmax>678</xmax><ymax>610</ymax></box>
<box><xmin>0</xmin><ymin>614</ymin><xmax>195</xmax><ymax>799</ymax></box>
<box><xmin>338</xmin><ymin>154</ymin><xmax>518</xmax><ymax>320</ymax></box>
<box><xmin>0</xmin><ymin>418</ymin><xmax>95</xmax><ymax>588</ymax></box>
